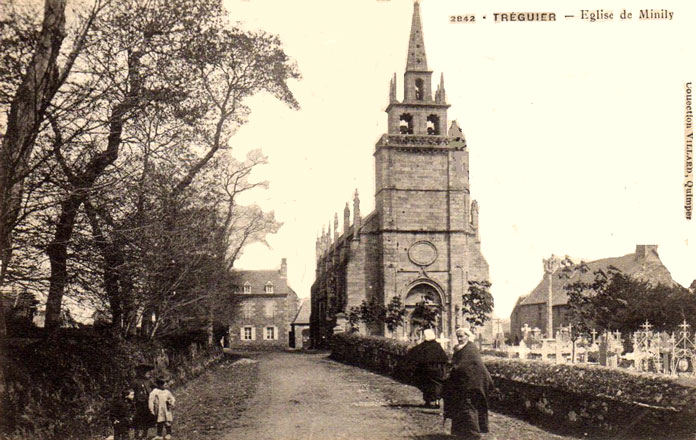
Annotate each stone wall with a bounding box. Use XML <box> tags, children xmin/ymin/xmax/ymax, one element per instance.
<box><xmin>330</xmin><ymin>332</ymin><xmax>696</xmax><ymax>439</ymax></box>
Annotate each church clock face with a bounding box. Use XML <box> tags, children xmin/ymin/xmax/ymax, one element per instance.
<box><xmin>408</xmin><ymin>241</ymin><xmax>437</xmax><ymax>266</ymax></box>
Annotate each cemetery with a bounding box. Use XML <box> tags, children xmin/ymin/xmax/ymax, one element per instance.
<box><xmin>501</xmin><ymin>320</ymin><xmax>696</xmax><ymax>377</ymax></box>
<box><xmin>330</xmin><ymin>322</ymin><xmax>696</xmax><ymax>438</ymax></box>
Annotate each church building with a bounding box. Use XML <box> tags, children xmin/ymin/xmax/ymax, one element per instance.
<box><xmin>310</xmin><ymin>2</ymin><xmax>489</xmax><ymax>348</ymax></box>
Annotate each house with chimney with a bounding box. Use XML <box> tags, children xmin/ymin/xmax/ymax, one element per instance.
<box><xmin>226</xmin><ymin>258</ymin><xmax>300</xmax><ymax>348</ymax></box>
<box><xmin>509</xmin><ymin>245</ymin><xmax>680</xmax><ymax>342</ymax></box>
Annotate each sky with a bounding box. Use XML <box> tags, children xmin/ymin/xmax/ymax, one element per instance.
<box><xmin>226</xmin><ymin>0</ymin><xmax>696</xmax><ymax>319</ymax></box>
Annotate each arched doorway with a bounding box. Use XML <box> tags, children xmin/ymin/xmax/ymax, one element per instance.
<box><xmin>404</xmin><ymin>282</ymin><xmax>443</xmax><ymax>342</ymax></box>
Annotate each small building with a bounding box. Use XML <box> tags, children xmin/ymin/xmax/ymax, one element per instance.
<box><xmin>227</xmin><ymin>258</ymin><xmax>299</xmax><ymax>348</ymax></box>
<box><xmin>509</xmin><ymin>245</ymin><xmax>679</xmax><ymax>342</ymax></box>
<box><xmin>290</xmin><ymin>298</ymin><xmax>311</xmax><ymax>349</ymax></box>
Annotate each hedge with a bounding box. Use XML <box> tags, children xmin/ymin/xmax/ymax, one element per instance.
<box><xmin>1</xmin><ymin>334</ymin><xmax>227</xmax><ymax>440</ymax></box>
<box><xmin>330</xmin><ymin>332</ymin><xmax>696</xmax><ymax>439</ymax></box>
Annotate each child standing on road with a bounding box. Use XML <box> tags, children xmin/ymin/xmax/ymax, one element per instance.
<box><xmin>148</xmin><ymin>378</ymin><xmax>176</xmax><ymax>440</ymax></box>
<box><xmin>110</xmin><ymin>388</ymin><xmax>135</xmax><ymax>440</ymax></box>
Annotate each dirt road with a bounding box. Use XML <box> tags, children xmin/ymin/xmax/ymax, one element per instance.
<box><xmin>217</xmin><ymin>352</ymin><xmax>572</xmax><ymax>440</ymax></box>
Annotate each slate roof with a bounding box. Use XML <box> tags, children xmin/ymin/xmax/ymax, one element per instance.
<box><xmin>233</xmin><ymin>270</ymin><xmax>291</xmax><ymax>295</ymax></box>
<box><xmin>292</xmin><ymin>298</ymin><xmax>311</xmax><ymax>325</ymax></box>
<box><xmin>519</xmin><ymin>246</ymin><xmax>677</xmax><ymax>307</ymax></box>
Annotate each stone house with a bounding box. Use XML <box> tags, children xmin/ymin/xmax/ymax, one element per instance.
<box><xmin>227</xmin><ymin>258</ymin><xmax>300</xmax><ymax>348</ymax></box>
<box><xmin>509</xmin><ymin>245</ymin><xmax>679</xmax><ymax>342</ymax></box>
<box><xmin>311</xmin><ymin>2</ymin><xmax>489</xmax><ymax>348</ymax></box>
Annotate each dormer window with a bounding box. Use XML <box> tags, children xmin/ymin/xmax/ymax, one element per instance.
<box><xmin>264</xmin><ymin>282</ymin><xmax>274</xmax><ymax>294</ymax></box>
<box><xmin>415</xmin><ymin>79</ymin><xmax>424</xmax><ymax>100</ymax></box>
<box><xmin>243</xmin><ymin>282</ymin><xmax>251</xmax><ymax>294</ymax></box>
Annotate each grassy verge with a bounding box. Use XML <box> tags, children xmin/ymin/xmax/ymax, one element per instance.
<box><xmin>174</xmin><ymin>355</ymin><xmax>259</xmax><ymax>439</ymax></box>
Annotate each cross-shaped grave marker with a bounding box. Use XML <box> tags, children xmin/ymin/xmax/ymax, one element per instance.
<box><xmin>679</xmin><ymin>320</ymin><xmax>691</xmax><ymax>333</ymax></box>
<box><xmin>591</xmin><ymin>328</ymin><xmax>598</xmax><ymax>344</ymax></box>
<box><xmin>640</xmin><ymin>320</ymin><xmax>653</xmax><ymax>333</ymax></box>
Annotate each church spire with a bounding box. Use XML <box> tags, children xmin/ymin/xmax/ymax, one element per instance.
<box><xmin>406</xmin><ymin>1</ymin><xmax>428</xmax><ymax>72</ymax></box>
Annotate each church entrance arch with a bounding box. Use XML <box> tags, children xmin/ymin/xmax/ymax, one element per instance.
<box><xmin>404</xmin><ymin>281</ymin><xmax>444</xmax><ymax>342</ymax></box>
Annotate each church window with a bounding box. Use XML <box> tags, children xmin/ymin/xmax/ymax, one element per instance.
<box><xmin>415</xmin><ymin>79</ymin><xmax>424</xmax><ymax>100</ymax></box>
<box><xmin>243</xmin><ymin>282</ymin><xmax>251</xmax><ymax>294</ymax></box>
<box><xmin>399</xmin><ymin>113</ymin><xmax>414</xmax><ymax>134</ymax></box>
<box><xmin>264</xmin><ymin>281</ymin><xmax>274</xmax><ymax>293</ymax></box>
<box><xmin>426</xmin><ymin>114</ymin><xmax>440</xmax><ymax>135</ymax></box>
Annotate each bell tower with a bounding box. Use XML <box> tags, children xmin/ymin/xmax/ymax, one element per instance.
<box><xmin>375</xmin><ymin>1</ymin><xmax>488</xmax><ymax>342</ymax></box>
<box><xmin>386</xmin><ymin>1</ymin><xmax>449</xmax><ymax>137</ymax></box>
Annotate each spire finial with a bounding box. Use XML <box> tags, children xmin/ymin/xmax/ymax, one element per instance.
<box><xmin>439</xmin><ymin>72</ymin><xmax>446</xmax><ymax>102</ymax></box>
<box><xmin>406</xmin><ymin>1</ymin><xmax>428</xmax><ymax>71</ymax></box>
<box><xmin>389</xmin><ymin>73</ymin><xmax>397</xmax><ymax>102</ymax></box>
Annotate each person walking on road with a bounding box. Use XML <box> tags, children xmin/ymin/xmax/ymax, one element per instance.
<box><xmin>443</xmin><ymin>327</ymin><xmax>494</xmax><ymax>440</ymax></box>
<box><xmin>406</xmin><ymin>328</ymin><xmax>450</xmax><ymax>408</ymax></box>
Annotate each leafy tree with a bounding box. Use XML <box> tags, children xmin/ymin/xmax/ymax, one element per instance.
<box><xmin>410</xmin><ymin>300</ymin><xmax>440</xmax><ymax>332</ymax></box>
<box><xmin>564</xmin><ymin>266</ymin><xmax>696</xmax><ymax>333</ymax></box>
<box><xmin>462</xmin><ymin>280</ymin><xmax>494</xmax><ymax>327</ymax></box>
<box><xmin>348</xmin><ymin>296</ymin><xmax>407</xmax><ymax>332</ymax></box>
<box><xmin>383</xmin><ymin>296</ymin><xmax>407</xmax><ymax>332</ymax></box>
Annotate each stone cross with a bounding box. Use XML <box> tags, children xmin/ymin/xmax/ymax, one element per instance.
<box><xmin>679</xmin><ymin>320</ymin><xmax>691</xmax><ymax>333</ymax></box>
<box><xmin>521</xmin><ymin>323</ymin><xmax>532</xmax><ymax>336</ymax></box>
<box><xmin>613</xmin><ymin>330</ymin><xmax>621</xmax><ymax>340</ymax></box>
<box><xmin>591</xmin><ymin>328</ymin><xmax>598</xmax><ymax>345</ymax></box>
<box><xmin>542</xmin><ymin>255</ymin><xmax>561</xmax><ymax>339</ymax></box>
<box><xmin>640</xmin><ymin>321</ymin><xmax>653</xmax><ymax>333</ymax></box>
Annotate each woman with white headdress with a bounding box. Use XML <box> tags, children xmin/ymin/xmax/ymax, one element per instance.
<box><xmin>442</xmin><ymin>327</ymin><xmax>494</xmax><ymax>440</ymax></box>
<box><xmin>405</xmin><ymin>328</ymin><xmax>449</xmax><ymax>408</ymax></box>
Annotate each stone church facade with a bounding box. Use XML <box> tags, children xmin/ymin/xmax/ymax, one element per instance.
<box><xmin>310</xmin><ymin>2</ymin><xmax>489</xmax><ymax>348</ymax></box>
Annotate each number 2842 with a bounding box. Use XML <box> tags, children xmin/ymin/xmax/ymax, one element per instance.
<box><xmin>450</xmin><ymin>15</ymin><xmax>475</xmax><ymax>23</ymax></box>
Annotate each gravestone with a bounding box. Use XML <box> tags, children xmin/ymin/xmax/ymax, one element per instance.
<box><xmin>599</xmin><ymin>331</ymin><xmax>621</xmax><ymax>367</ymax></box>
<box><xmin>517</xmin><ymin>339</ymin><xmax>530</xmax><ymax>359</ymax></box>
<box><xmin>539</xmin><ymin>339</ymin><xmax>554</xmax><ymax>362</ymax></box>
<box><xmin>555</xmin><ymin>327</ymin><xmax>572</xmax><ymax>364</ymax></box>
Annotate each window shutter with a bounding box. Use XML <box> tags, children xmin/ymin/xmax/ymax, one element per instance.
<box><xmin>251</xmin><ymin>326</ymin><xmax>256</xmax><ymax>340</ymax></box>
<box><xmin>239</xmin><ymin>327</ymin><xmax>244</xmax><ymax>340</ymax></box>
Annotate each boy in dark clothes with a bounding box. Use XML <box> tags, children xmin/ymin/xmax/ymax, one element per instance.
<box><xmin>111</xmin><ymin>388</ymin><xmax>135</xmax><ymax>440</ymax></box>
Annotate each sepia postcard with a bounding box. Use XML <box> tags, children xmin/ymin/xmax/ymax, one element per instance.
<box><xmin>1</xmin><ymin>0</ymin><xmax>695</xmax><ymax>438</ymax></box>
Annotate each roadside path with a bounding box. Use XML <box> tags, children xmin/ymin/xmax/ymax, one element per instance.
<box><xmin>216</xmin><ymin>352</ymin><xmax>574</xmax><ymax>440</ymax></box>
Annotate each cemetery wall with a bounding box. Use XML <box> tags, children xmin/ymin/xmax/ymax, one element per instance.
<box><xmin>331</xmin><ymin>332</ymin><xmax>696</xmax><ymax>438</ymax></box>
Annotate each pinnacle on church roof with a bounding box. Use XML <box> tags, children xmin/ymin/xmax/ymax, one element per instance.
<box><xmin>406</xmin><ymin>1</ymin><xmax>428</xmax><ymax>72</ymax></box>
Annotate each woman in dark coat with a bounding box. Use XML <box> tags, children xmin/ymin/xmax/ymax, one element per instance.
<box><xmin>443</xmin><ymin>327</ymin><xmax>494</xmax><ymax>440</ymax></box>
<box><xmin>131</xmin><ymin>365</ymin><xmax>155</xmax><ymax>439</ymax></box>
<box><xmin>407</xmin><ymin>328</ymin><xmax>449</xmax><ymax>407</ymax></box>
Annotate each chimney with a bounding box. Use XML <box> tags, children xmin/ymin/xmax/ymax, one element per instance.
<box><xmin>635</xmin><ymin>245</ymin><xmax>658</xmax><ymax>259</ymax></box>
<box><xmin>280</xmin><ymin>258</ymin><xmax>287</xmax><ymax>280</ymax></box>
